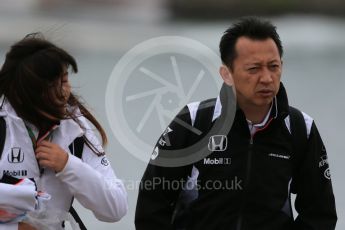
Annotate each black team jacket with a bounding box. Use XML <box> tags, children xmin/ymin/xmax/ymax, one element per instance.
<box><xmin>135</xmin><ymin>84</ymin><xmax>337</xmax><ymax>230</ymax></box>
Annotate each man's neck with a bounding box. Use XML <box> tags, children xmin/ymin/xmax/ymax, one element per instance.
<box><xmin>240</xmin><ymin>102</ymin><xmax>272</xmax><ymax>124</ymax></box>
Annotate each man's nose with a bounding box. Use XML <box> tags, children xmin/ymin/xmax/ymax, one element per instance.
<box><xmin>259</xmin><ymin>67</ymin><xmax>273</xmax><ymax>84</ymax></box>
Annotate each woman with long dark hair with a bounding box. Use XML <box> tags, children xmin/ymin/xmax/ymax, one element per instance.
<box><xmin>0</xmin><ymin>34</ymin><xmax>127</xmax><ymax>230</ymax></box>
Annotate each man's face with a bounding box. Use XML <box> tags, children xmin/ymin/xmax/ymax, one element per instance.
<box><xmin>230</xmin><ymin>37</ymin><xmax>282</xmax><ymax>109</ymax></box>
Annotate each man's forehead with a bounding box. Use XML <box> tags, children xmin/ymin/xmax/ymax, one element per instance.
<box><xmin>234</xmin><ymin>37</ymin><xmax>280</xmax><ymax>59</ymax></box>
<box><xmin>242</xmin><ymin>57</ymin><xmax>281</xmax><ymax>65</ymax></box>
<box><xmin>235</xmin><ymin>36</ymin><xmax>277</xmax><ymax>49</ymax></box>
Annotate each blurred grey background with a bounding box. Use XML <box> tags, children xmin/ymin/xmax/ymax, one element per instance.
<box><xmin>0</xmin><ymin>0</ymin><xmax>344</xmax><ymax>229</ymax></box>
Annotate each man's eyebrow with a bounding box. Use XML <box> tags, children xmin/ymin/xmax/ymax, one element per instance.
<box><xmin>268</xmin><ymin>59</ymin><xmax>281</xmax><ymax>64</ymax></box>
<box><xmin>244</xmin><ymin>62</ymin><xmax>261</xmax><ymax>67</ymax></box>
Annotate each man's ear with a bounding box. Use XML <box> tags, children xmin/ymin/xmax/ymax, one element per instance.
<box><xmin>219</xmin><ymin>65</ymin><xmax>233</xmax><ymax>86</ymax></box>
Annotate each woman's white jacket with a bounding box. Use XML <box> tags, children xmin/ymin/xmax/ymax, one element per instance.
<box><xmin>0</xmin><ymin>97</ymin><xmax>128</xmax><ymax>229</ymax></box>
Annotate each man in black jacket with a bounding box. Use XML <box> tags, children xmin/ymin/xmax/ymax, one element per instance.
<box><xmin>135</xmin><ymin>17</ymin><xmax>337</xmax><ymax>230</ymax></box>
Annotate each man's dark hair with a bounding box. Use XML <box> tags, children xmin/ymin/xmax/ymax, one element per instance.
<box><xmin>219</xmin><ymin>16</ymin><xmax>283</xmax><ymax>68</ymax></box>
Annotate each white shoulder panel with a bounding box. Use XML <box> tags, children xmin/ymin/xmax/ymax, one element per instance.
<box><xmin>187</xmin><ymin>101</ymin><xmax>201</xmax><ymax>126</ymax></box>
<box><xmin>212</xmin><ymin>96</ymin><xmax>222</xmax><ymax>122</ymax></box>
<box><xmin>284</xmin><ymin>111</ymin><xmax>313</xmax><ymax>138</ymax></box>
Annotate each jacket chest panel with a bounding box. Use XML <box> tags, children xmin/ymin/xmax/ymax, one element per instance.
<box><xmin>194</xmin><ymin>124</ymin><xmax>294</xmax><ymax>195</ymax></box>
<box><xmin>251</xmin><ymin>125</ymin><xmax>294</xmax><ymax>180</ymax></box>
<box><xmin>195</xmin><ymin>134</ymin><xmax>248</xmax><ymax>187</ymax></box>
<box><xmin>0</xmin><ymin>118</ymin><xmax>40</xmax><ymax>178</ymax></box>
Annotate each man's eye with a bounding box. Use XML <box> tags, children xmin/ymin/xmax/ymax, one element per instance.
<box><xmin>247</xmin><ymin>67</ymin><xmax>259</xmax><ymax>73</ymax></box>
<box><xmin>269</xmin><ymin>65</ymin><xmax>280</xmax><ymax>71</ymax></box>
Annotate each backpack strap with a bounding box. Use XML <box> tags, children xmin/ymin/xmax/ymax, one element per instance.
<box><xmin>67</xmin><ymin>136</ymin><xmax>87</xmax><ymax>229</ymax></box>
<box><xmin>191</xmin><ymin>98</ymin><xmax>217</xmax><ymax>142</ymax></box>
<box><xmin>0</xmin><ymin>96</ymin><xmax>6</xmax><ymax>160</ymax></box>
<box><xmin>69</xmin><ymin>136</ymin><xmax>84</xmax><ymax>159</ymax></box>
<box><xmin>289</xmin><ymin>106</ymin><xmax>308</xmax><ymax>175</ymax></box>
<box><xmin>172</xmin><ymin>98</ymin><xmax>217</xmax><ymax>228</ymax></box>
<box><xmin>288</xmin><ymin>105</ymin><xmax>308</xmax><ymax>220</ymax></box>
<box><xmin>69</xmin><ymin>206</ymin><xmax>87</xmax><ymax>230</ymax></box>
<box><xmin>0</xmin><ymin>117</ymin><xmax>6</xmax><ymax>160</ymax></box>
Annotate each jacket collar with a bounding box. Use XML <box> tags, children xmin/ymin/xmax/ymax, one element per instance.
<box><xmin>0</xmin><ymin>96</ymin><xmax>84</xmax><ymax>149</ymax></box>
<box><xmin>274</xmin><ymin>82</ymin><xmax>290</xmax><ymax>120</ymax></box>
<box><xmin>215</xmin><ymin>82</ymin><xmax>290</xmax><ymax>122</ymax></box>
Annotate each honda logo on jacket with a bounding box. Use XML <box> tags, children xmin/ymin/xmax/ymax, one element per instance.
<box><xmin>8</xmin><ymin>147</ymin><xmax>24</xmax><ymax>163</ymax></box>
<box><xmin>208</xmin><ymin>135</ymin><xmax>228</xmax><ymax>151</ymax></box>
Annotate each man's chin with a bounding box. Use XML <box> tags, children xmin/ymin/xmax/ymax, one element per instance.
<box><xmin>254</xmin><ymin>98</ymin><xmax>274</xmax><ymax>107</ymax></box>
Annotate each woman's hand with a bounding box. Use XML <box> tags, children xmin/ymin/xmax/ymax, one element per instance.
<box><xmin>35</xmin><ymin>141</ymin><xmax>69</xmax><ymax>173</ymax></box>
<box><xmin>19</xmin><ymin>222</ymin><xmax>37</xmax><ymax>230</ymax></box>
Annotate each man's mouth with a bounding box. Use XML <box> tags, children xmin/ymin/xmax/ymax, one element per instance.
<box><xmin>257</xmin><ymin>89</ymin><xmax>274</xmax><ymax>97</ymax></box>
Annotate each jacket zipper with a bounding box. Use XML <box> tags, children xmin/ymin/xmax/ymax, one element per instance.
<box><xmin>236</xmin><ymin>134</ymin><xmax>254</xmax><ymax>230</ymax></box>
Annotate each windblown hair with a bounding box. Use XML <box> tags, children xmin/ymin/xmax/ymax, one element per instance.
<box><xmin>0</xmin><ymin>33</ymin><xmax>107</xmax><ymax>155</ymax></box>
<box><xmin>219</xmin><ymin>16</ymin><xmax>283</xmax><ymax>69</ymax></box>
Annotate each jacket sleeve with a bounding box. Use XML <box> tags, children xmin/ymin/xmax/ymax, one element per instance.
<box><xmin>0</xmin><ymin>178</ymin><xmax>37</xmax><ymax>230</ymax></box>
<box><xmin>292</xmin><ymin>121</ymin><xmax>337</xmax><ymax>230</ymax></box>
<box><xmin>135</xmin><ymin>106</ymin><xmax>195</xmax><ymax>230</ymax></box>
<box><xmin>55</xmin><ymin>119</ymin><xmax>128</xmax><ymax>223</ymax></box>
<box><xmin>0</xmin><ymin>223</ymin><xmax>17</xmax><ymax>230</ymax></box>
<box><xmin>0</xmin><ymin>181</ymin><xmax>36</xmax><ymax>212</ymax></box>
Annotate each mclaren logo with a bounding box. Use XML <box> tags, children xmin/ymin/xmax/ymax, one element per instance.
<box><xmin>8</xmin><ymin>147</ymin><xmax>24</xmax><ymax>163</ymax></box>
<box><xmin>268</xmin><ymin>153</ymin><xmax>290</xmax><ymax>160</ymax></box>
<box><xmin>208</xmin><ymin>135</ymin><xmax>228</xmax><ymax>152</ymax></box>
